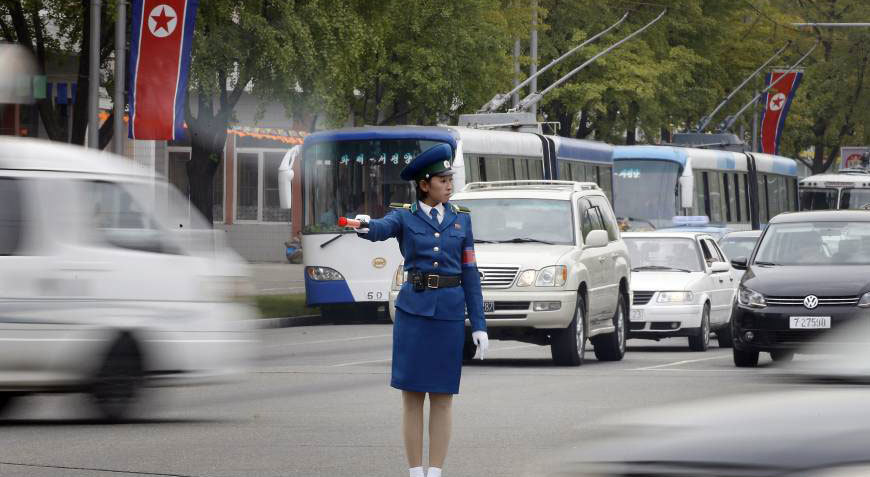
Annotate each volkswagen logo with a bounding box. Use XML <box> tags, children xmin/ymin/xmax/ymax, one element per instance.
<box><xmin>372</xmin><ymin>257</ymin><xmax>387</xmax><ymax>269</ymax></box>
<box><xmin>803</xmin><ymin>295</ymin><xmax>819</xmax><ymax>309</ymax></box>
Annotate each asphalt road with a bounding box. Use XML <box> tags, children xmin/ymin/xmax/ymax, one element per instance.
<box><xmin>0</xmin><ymin>324</ymin><xmax>815</xmax><ymax>477</ymax></box>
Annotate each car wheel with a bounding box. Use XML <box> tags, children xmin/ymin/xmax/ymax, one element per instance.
<box><xmin>688</xmin><ymin>304</ymin><xmax>711</xmax><ymax>352</ymax></box>
<box><xmin>771</xmin><ymin>350</ymin><xmax>795</xmax><ymax>363</ymax></box>
<box><xmin>715</xmin><ymin>323</ymin><xmax>733</xmax><ymax>348</ymax></box>
<box><xmin>551</xmin><ymin>294</ymin><xmax>586</xmax><ymax>366</ymax></box>
<box><xmin>462</xmin><ymin>331</ymin><xmax>476</xmax><ymax>362</ymax></box>
<box><xmin>593</xmin><ymin>293</ymin><xmax>627</xmax><ymax>362</ymax></box>
<box><xmin>91</xmin><ymin>335</ymin><xmax>146</xmax><ymax>422</ymax></box>
<box><xmin>733</xmin><ymin>346</ymin><xmax>759</xmax><ymax>367</ymax></box>
<box><xmin>0</xmin><ymin>392</ymin><xmax>18</xmax><ymax>417</ymax></box>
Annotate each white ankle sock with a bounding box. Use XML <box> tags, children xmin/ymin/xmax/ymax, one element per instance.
<box><xmin>427</xmin><ymin>467</ymin><xmax>442</xmax><ymax>477</ymax></box>
<box><xmin>409</xmin><ymin>467</ymin><xmax>424</xmax><ymax>477</ymax></box>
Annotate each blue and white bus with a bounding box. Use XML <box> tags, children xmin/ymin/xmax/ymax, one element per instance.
<box><xmin>611</xmin><ymin>145</ymin><xmax>799</xmax><ymax>232</ymax></box>
<box><xmin>279</xmin><ymin>126</ymin><xmax>614</xmax><ymax>316</ymax></box>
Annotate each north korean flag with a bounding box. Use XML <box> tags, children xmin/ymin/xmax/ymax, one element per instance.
<box><xmin>759</xmin><ymin>70</ymin><xmax>803</xmax><ymax>155</ymax></box>
<box><xmin>128</xmin><ymin>0</ymin><xmax>198</xmax><ymax>140</ymax></box>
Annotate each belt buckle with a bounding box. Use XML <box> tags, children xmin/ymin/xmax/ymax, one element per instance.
<box><xmin>427</xmin><ymin>275</ymin><xmax>439</xmax><ymax>289</ymax></box>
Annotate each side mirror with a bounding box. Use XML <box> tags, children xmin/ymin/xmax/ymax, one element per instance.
<box><xmin>710</xmin><ymin>261</ymin><xmax>730</xmax><ymax>273</ymax></box>
<box><xmin>584</xmin><ymin>229</ymin><xmax>609</xmax><ymax>248</ymax></box>
<box><xmin>679</xmin><ymin>174</ymin><xmax>694</xmax><ymax>209</ymax></box>
<box><xmin>278</xmin><ymin>145</ymin><xmax>299</xmax><ymax>209</ymax></box>
<box><xmin>730</xmin><ymin>257</ymin><xmax>748</xmax><ymax>270</ymax></box>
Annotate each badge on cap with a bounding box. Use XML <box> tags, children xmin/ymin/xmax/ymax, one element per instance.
<box><xmin>443</xmin><ymin>160</ymin><xmax>450</xmax><ymax>169</ymax></box>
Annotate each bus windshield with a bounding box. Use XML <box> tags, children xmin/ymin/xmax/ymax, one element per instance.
<box><xmin>840</xmin><ymin>188</ymin><xmax>870</xmax><ymax>210</ymax></box>
<box><xmin>302</xmin><ymin>139</ymin><xmax>443</xmax><ymax>233</ymax></box>
<box><xmin>612</xmin><ymin>159</ymin><xmax>680</xmax><ymax>229</ymax></box>
<box><xmin>799</xmin><ymin>188</ymin><xmax>838</xmax><ymax>211</ymax></box>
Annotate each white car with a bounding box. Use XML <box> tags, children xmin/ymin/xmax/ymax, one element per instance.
<box><xmin>389</xmin><ymin>180</ymin><xmax>631</xmax><ymax>366</ymax></box>
<box><xmin>623</xmin><ymin>232</ymin><xmax>737</xmax><ymax>351</ymax></box>
<box><xmin>0</xmin><ymin>137</ymin><xmax>257</xmax><ymax>420</ymax></box>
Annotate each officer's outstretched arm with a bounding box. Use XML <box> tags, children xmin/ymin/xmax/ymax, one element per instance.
<box><xmin>359</xmin><ymin>209</ymin><xmax>402</xmax><ymax>242</ymax></box>
<box><xmin>460</xmin><ymin>218</ymin><xmax>486</xmax><ymax>332</ymax></box>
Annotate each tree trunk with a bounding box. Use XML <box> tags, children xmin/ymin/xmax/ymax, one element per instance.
<box><xmin>625</xmin><ymin>101</ymin><xmax>639</xmax><ymax>145</ymax></box>
<box><xmin>575</xmin><ymin>109</ymin><xmax>591</xmax><ymax>139</ymax></box>
<box><xmin>187</xmin><ymin>141</ymin><xmax>220</xmax><ymax>225</ymax></box>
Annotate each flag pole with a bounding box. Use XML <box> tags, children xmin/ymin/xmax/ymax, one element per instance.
<box><xmin>114</xmin><ymin>0</ymin><xmax>126</xmax><ymax>154</ymax></box>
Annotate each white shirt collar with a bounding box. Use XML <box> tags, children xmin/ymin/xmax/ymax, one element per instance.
<box><xmin>418</xmin><ymin>201</ymin><xmax>445</xmax><ymax>221</ymax></box>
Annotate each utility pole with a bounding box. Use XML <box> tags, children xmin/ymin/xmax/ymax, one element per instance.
<box><xmin>529</xmin><ymin>0</ymin><xmax>538</xmax><ymax>118</ymax></box>
<box><xmin>88</xmin><ymin>0</ymin><xmax>101</xmax><ymax>149</ymax></box>
<box><xmin>114</xmin><ymin>0</ymin><xmax>126</xmax><ymax>154</ymax></box>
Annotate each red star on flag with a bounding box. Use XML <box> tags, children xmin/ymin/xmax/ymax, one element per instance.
<box><xmin>151</xmin><ymin>7</ymin><xmax>174</xmax><ymax>34</ymax></box>
<box><xmin>772</xmin><ymin>96</ymin><xmax>784</xmax><ymax>108</ymax></box>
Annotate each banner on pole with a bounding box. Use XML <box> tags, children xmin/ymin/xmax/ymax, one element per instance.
<box><xmin>759</xmin><ymin>70</ymin><xmax>803</xmax><ymax>155</ymax></box>
<box><xmin>128</xmin><ymin>0</ymin><xmax>198</xmax><ymax>140</ymax></box>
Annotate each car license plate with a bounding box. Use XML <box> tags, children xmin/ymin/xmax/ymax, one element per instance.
<box><xmin>789</xmin><ymin>316</ymin><xmax>831</xmax><ymax>329</ymax></box>
<box><xmin>483</xmin><ymin>301</ymin><xmax>495</xmax><ymax>313</ymax></box>
<box><xmin>630</xmin><ymin>309</ymin><xmax>644</xmax><ymax>321</ymax></box>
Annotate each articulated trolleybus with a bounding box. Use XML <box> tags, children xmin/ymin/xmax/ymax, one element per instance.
<box><xmin>610</xmin><ymin>145</ymin><xmax>799</xmax><ymax>232</ymax></box>
<box><xmin>278</xmin><ymin>126</ymin><xmax>613</xmax><ymax>318</ymax></box>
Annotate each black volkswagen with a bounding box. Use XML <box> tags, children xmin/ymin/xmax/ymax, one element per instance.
<box><xmin>730</xmin><ymin>210</ymin><xmax>870</xmax><ymax>367</ymax></box>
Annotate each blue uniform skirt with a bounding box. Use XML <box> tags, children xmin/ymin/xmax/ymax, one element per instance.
<box><xmin>391</xmin><ymin>308</ymin><xmax>465</xmax><ymax>394</ymax></box>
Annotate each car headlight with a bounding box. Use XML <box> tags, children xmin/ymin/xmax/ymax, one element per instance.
<box><xmin>859</xmin><ymin>292</ymin><xmax>870</xmax><ymax>308</ymax></box>
<box><xmin>535</xmin><ymin>265</ymin><xmax>568</xmax><ymax>287</ymax></box>
<box><xmin>656</xmin><ymin>291</ymin><xmax>694</xmax><ymax>304</ymax></box>
<box><xmin>393</xmin><ymin>263</ymin><xmax>406</xmax><ymax>291</ymax></box>
<box><xmin>738</xmin><ymin>285</ymin><xmax>766</xmax><ymax>308</ymax></box>
<box><xmin>306</xmin><ymin>266</ymin><xmax>345</xmax><ymax>281</ymax></box>
<box><xmin>516</xmin><ymin>270</ymin><xmax>536</xmax><ymax>287</ymax></box>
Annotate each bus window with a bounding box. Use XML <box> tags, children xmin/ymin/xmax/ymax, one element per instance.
<box><xmin>693</xmin><ymin>170</ymin><xmax>705</xmax><ymax>217</ymax></box>
<box><xmin>513</xmin><ymin>158</ymin><xmax>528</xmax><ymax>179</ymax></box>
<box><xmin>787</xmin><ymin>178</ymin><xmax>797</xmax><ymax>210</ymax></box>
<box><xmin>731</xmin><ymin>174</ymin><xmax>742</xmax><ymax>222</ymax></box>
<box><xmin>465</xmin><ymin>157</ymin><xmax>479</xmax><ymax>183</ymax></box>
<box><xmin>722</xmin><ymin>173</ymin><xmax>732</xmax><ymax>223</ymax></box>
<box><xmin>757</xmin><ymin>174</ymin><xmax>769</xmax><ymax>223</ymax></box>
<box><xmin>708</xmin><ymin>171</ymin><xmax>723</xmax><ymax>223</ymax></box>
<box><xmin>598</xmin><ymin>166</ymin><xmax>613</xmax><ymax>201</ymax></box>
<box><xmin>798</xmin><ymin>188</ymin><xmax>836</xmax><ymax>210</ymax></box>
<box><xmin>840</xmin><ymin>188</ymin><xmax>870</xmax><ymax>210</ymax></box>
<box><xmin>558</xmin><ymin>161</ymin><xmax>570</xmax><ymax>180</ymax></box>
<box><xmin>528</xmin><ymin>158</ymin><xmax>544</xmax><ymax>179</ymax></box>
<box><xmin>741</xmin><ymin>173</ymin><xmax>750</xmax><ymax>221</ymax></box>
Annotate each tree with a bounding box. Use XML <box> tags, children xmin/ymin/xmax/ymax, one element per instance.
<box><xmin>0</xmin><ymin>0</ymin><xmax>119</xmax><ymax>148</ymax></box>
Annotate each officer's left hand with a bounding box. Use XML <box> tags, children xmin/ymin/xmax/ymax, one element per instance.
<box><xmin>472</xmin><ymin>331</ymin><xmax>489</xmax><ymax>360</ymax></box>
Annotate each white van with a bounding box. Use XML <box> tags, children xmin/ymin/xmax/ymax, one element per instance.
<box><xmin>0</xmin><ymin>137</ymin><xmax>256</xmax><ymax>420</ymax></box>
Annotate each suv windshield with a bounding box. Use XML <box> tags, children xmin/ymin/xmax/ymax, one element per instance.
<box><xmin>624</xmin><ymin>237</ymin><xmax>704</xmax><ymax>272</ymax></box>
<box><xmin>450</xmin><ymin>198</ymin><xmax>574</xmax><ymax>245</ymax></box>
<box><xmin>755</xmin><ymin>222</ymin><xmax>870</xmax><ymax>265</ymax></box>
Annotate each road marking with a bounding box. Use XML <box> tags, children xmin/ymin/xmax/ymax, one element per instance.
<box><xmin>267</xmin><ymin>333</ymin><xmax>392</xmax><ymax>348</ymax></box>
<box><xmin>332</xmin><ymin>358</ymin><xmax>391</xmax><ymax>367</ymax></box>
<box><xmin>631</xmin><ymin>354</ymin><xmax>729</xmax><ymax>370</ymax></box>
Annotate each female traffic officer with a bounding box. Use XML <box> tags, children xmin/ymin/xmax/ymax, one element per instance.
<box><xmin>353</xmin><ymin>143</ymin><xmax>488</xmax><ymax>477</ymax></box>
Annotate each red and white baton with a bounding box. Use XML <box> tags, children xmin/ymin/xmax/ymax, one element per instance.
<box><xmin>337</xmin><ymin>217</ymin><xmax>369</xmax><ymax>229</ymax></box>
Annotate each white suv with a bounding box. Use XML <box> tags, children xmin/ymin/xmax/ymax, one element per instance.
<box><xmin>389</xmin><ymin>180</ymin><xmax>631</xmax><ymax>366</ymax></box>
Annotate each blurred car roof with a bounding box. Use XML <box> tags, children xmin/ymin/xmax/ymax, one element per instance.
<box><xmin>0</xmin><ymin>136</ymin><xmax>152</xmax><ymax>178</ymax></box>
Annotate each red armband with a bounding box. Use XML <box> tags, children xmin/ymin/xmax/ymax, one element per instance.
<box><xmin>462</xmin><ymin>248</ymin><xmax>476</xmax><ymax>267</ymax></box>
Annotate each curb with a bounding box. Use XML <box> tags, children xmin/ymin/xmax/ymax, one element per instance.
<box><xmin>255</xmin><ymin>314</ymin><xmax>324</xmax><ymax>329</ymax></box>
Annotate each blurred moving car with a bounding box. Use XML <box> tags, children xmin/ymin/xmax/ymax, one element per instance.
<box><xmin>623</xmin><ymin>232</ymin><xmax>737</xmax><ymax>351</ymax></box>
<box><xmin>389</xmin><ymin>180</ymin><xmax>632</xmax><ymax>366</ymax></box>
<box><xmin>730</xmin><ymin>211</ymin><xmax>870</xmax><ymax>367</ymax></box>
<box><xmin>0</xmin><ymin>137</ymin><xmax>257</xmax><ymax>420</ymax></box>
<box><xmin>718</xmin><ymin>230</ymin><xmax>762</xmax><ymax>280</ymax></box>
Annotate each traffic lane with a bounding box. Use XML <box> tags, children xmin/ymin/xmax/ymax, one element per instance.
<box><xmin>0</xmin><ymin>325</ymin><xmax>802</xmax><ymax>477</ymax></box>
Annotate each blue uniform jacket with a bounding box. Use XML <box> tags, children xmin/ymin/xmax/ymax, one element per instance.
<box><xmin>361</xmin><ymin>202</ymin><xmax>486</xmax><ymax>332</ymax></box>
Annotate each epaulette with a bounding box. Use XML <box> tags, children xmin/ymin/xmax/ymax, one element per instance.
<box><xmin>449</xmin><ymin>203</ymin><xmax>471</xmax><ymax>214</ymax></box>
<box><xmin>390</xmin><ymin>202</ymin><xmax>412</xmax><ymax>210</ymax></box>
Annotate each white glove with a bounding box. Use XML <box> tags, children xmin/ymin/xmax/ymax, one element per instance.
<box><xmin>472</xmin><ymin>330</ymin><xmax>489</xmax><ymax>360</ymax></box>
<box><xmin>354</xmin><ymin>214</ymin><xmax>371</xmax><ymax>234</ymax></box>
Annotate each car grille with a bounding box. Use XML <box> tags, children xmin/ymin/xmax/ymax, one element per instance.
<box><xmin>633</xmin><ymin>291</ymin><xmax>655</xmax><ymax>306</ymax></box>
<box><xmin>765</xmin><ymin>295</ymin><xmax>859</xmax><ymax>306</ymax></box>
<box><xmin>478</xmin><ymin>265</ymin><xmax>519</xmax><ymax>288</ymax></box>
<box><xmin>494</xmin><ymin>301</ymin><xmax>530</xmax><ymax>311</ymax></box>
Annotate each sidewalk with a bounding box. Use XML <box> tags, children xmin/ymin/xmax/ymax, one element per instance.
<box><xmin>249</xmin><ymin>263</ymin><xmax>305</xmax><ymax>295</ymax></box>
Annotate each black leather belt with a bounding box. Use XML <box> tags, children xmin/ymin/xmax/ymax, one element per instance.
<box><xmin>409</xmin><ymin>270</ymin><xmax>461</xmax><ymax>291</ymax></box>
